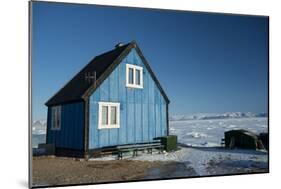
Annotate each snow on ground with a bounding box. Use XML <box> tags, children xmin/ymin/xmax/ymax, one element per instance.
<box><xmin>91</xmin><ymin>117</ymin><xmax>268</xmax><ymax>176</ymax></box>
<box><xmin>91</xmin><ymin>147</ymin><xmax>268</xmax><ymax>176</ymax></box>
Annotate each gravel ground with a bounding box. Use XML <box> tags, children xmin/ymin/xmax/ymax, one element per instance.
<box><xmin>32</xmin><ymin>156</ymin><xmax>196</xmax><ymax>187</ymax></box>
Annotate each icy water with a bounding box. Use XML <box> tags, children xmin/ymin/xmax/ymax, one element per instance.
<box><xmin>170</xmin><ymin>117</ymin><xmax>268</xmax><ymax>147</ymax></box>
<box><xmin>32</xmin><ymin>134</ymin><xmax>46</xmax><ymax>148</ymax></box>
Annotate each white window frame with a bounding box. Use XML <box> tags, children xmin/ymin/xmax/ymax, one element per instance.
<box><xmin>98</xmin><ymin>102</ymin><xmax>120</xmax><ymax>129</ymax></box>
<box><xmin>126</xmin><ymin>64</ymin><xmax>143</xmax><ymax>89</ymax></box>
<box><xmin>51</xmin><ymin>106</ymin><xmax>61</xmax><ymax>130</ymax></box>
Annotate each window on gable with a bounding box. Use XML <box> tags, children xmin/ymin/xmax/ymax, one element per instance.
<box><xmin>128</xmin><ymin>68</ymin><xmax>134</xmax><ymax>84</ymax></box>
<box><xmin>51</xmin><ymin>106</ymin><xmax>61</xmax><ymax>130</ymax></box>
<box><xmin>98</xmin><ymin>102</ymin><xmax>120</xmax><ymax>129</ymax></box>
<box><xmin>126</xmin><ymin>64</ymin><xmax>143</xmax><ymax>88</ymax></box>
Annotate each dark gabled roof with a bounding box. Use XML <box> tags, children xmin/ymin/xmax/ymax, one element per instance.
<box><xmin>45</xmin><ymin>41</ymin><xmax>169</xmax><ymax>106</ymax></box>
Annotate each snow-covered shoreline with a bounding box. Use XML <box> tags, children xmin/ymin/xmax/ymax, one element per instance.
<box><xmin>90</xmin><ymin>146</ymin><xmax>268</xmax><ymax>176</ymax></box>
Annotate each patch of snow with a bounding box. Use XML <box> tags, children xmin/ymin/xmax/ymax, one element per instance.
<box><xmin>186</xmin><ymin>132</ymin><xmax>207</xmax><ymax>138</ymax></box>
<box><xmin>129</xmin><ymin>147</ymin><xmax>268</xmax><ymax>176</ymax></box>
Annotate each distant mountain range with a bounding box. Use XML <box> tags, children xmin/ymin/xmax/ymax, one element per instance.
<box><xmin>31</xmin><ymin>112</ymin><xmax>267</xmax><ymax>135</ymax></box>
<box><xmin>169</xmin><ymin>112</ymin><xmax>268</xmax><ymax>121</ymax></box>
<box><xmin>32</xmin><ymin>120</ymin><xmax>47</xmax><ymax>135</ymax></box>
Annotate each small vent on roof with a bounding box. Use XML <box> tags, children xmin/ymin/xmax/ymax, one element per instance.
<box><xmin>115</xmin><ymin>42</ymin><xmax>124</xmax><ymax>48</ymax></box>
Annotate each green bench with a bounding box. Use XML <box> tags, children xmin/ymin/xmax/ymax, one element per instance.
<box><xmin>115</xmin><ymin>142</ymin><xmax>164</xmax><ymax>160</ymax></box>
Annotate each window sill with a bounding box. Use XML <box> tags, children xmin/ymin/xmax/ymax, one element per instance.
<box><xmin>98</xmin><ymin>125</ymin><xmax>120</xmax><ymax>129</ymax></box>
<box><xmin>126</xmin><ymin>84</ymin><xmax>143</xmax><ymax>89</ymax></box>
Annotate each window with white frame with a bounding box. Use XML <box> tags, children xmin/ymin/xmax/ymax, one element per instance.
<box><xmin>51</xmin><ymin>106</ymin><xmax>61</xmax><ymax>130</ymax></box>
<box><xmin>98</xmin><ymin>102</ymin><xmax>120</xmax><ymax>129</ymax></box>
<box><xmin>126</xmin><ymin>64</ymin><xmax>143</xmax><ymax>88</ymax></box>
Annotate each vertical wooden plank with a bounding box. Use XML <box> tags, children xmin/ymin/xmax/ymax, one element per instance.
<box><xmin>155</xmin><ymin>103</ymin><xmax>161</xmax><ymax>137</ymax></box>
<box><xmin>100</xmin><ymin>78</ymin><xmax>109</xmax><ymax>102</ymax></box>
<box><xmin>109</xmin><ymin>68</ymin><xmax>118</xmax><ymax>102</ymax></box>
<box><xmin>109</xmin><ymin>129</ymin><xmax>118</xmax><ymax>146</ymax></box>
<box><xmin>148</xmin><ymin>75</ymin><xmax>155</xmax><ymax>104</ymax></box>
<box><xmin>99</xmin><ymin>129</ymin><xmax>109</xmax><ymax>148</ymax></box>
<box><xmin>162</xmin><ymin>102</ymin><xmax>167</xmax><ymax>135</ymax></box>
<box><xmin>71</xmin><ymin>103</ymin><xmax>76</xmax><ymax>149</ymax></box>
<box><xmin>142</xmin><ymin>103</ymin><xmax>149</xmax><ymax>142</ymax></box>
<box><xmin>126</xmin><ymin>50</ymin><xmax>134</xmax><ymax>63</ymax></box>
<box><xmin>75</xmin><ymin>103</ymin><xmax>80</xmax><ymax>149</ymax></box>
<box><xmin>148</xmin><ymin>72</ymin><xmax>155</xmax><ymax>142</ymax></box>
<box><xmin>68</xmin><ymin>104</ymin><xmax>74</xmax><ymax>149</ymax></box>
<box><xmin>127</xmin><ymin>88</ymin><xmax>134</xmax><ymax>103</ymax></box>
<box><xmin>72</xmin><ymin>103</ymin><xmax>77</xmax><ymax>149</ymax></box>
<box><xmin>134</xmin><ymin>49</ymin><xmax>142</xmax><ymax>66</ymax></box>
<box><xmin>159</xmin><ymin>101</ymin><xmax>163</xmax><ymax>136</ymax></box>
<box><xmin>76</xmin><ymin>102</ymin><xmax>81</xmax><ymax>149</ymax></box>
<box><xmin>135</xmin><ymin>103</ymin><xmax>142</xmax><ymax>142</ymax></box>
<box><xmin>127</xmin><ymin>103</ymin><xmax>135</xmax><ymax>143</ymax></box>
<box><xmin>135</xmin><ymin>89</ymin><xmax>142</xmax><ymax>104</ymax></box>
<box><xmin>148</xmin><ymin>103</ymin><xmax>155</xmax><ymax>142</ymax></box>
<box><xmin>142</xmin><ymin>67</ymin><xmax>149</xmax><ymax>104</ymax></box>
<box><xmin>155</xmin><ymin>86</ymin><xmax>161</xmax><ymax>138</ymax></box>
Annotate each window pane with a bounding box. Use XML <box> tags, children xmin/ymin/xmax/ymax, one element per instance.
<box><xmin>102</xmin><ymin>106</ymin><xmax>108</xmax><ymax>125</ymax></box>
<box><xmin>52</xmin><ymin>106</ymin><xmax>61</xmax><ymax>129</ymax></box>
<box><xmin>55</xmin><ymin>108</ymin><xmax>58</xmax><ymax>128</ymax></box>
<box><xmin>110</xmin><ymin>106</ymin><xmax>117</xmax><ymax>124</ymax></box>
<box><xmin>135</xmin><ymin>69</ymin><xmax>140</xmax><ymax>85</ymax></box>
<box><xmin>57</xmin><ymin>106</ymin><xmax>61</xmax><ymax>129</ymax></box>
<box><xmin>129</xmin><ymin>68</ymin><xmax>134</xmax><ymax>84</ymax></box>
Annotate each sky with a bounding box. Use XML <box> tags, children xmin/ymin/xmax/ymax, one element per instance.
<box><xmin>32</xmin><ymin>2</ymin><xmax>268</xmax><ymax>120</ymax></box>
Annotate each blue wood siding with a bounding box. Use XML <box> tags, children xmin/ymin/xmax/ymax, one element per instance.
<box><xmin>47</xmin><ymin>102</ymin><xmax>84</xmax><ymax>150</ymax></box>
<box><xmin>89</xmin><ymin>49</ymin><xmax>167</xmax><ymax>149</ymax></box>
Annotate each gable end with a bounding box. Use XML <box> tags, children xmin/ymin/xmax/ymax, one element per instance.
<box><xmin>82</xmin><ymin>41</ymin><xmax>170</xmax><ymax>104</ymax></box>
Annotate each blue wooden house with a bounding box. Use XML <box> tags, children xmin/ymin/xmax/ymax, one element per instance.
<box><xmin>45</xmin><ymin>41</ymin><xmax>170</xmax><ymax>158</ymax></box>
